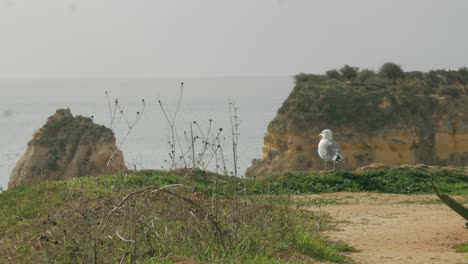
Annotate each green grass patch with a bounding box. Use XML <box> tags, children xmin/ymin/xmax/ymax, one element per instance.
<box><xmin>1</xmin><ymin>167</ymin><xmax>466</xmax><ymax>263</ymax></box>
<box><xmin>252</xmin><ymin>195</ymin><xmax>338</xmax><ymax>207</ymax></box>
<box><xmin>0</xmin><ymin>170</ymin><xmax>351</xmax><ymax>263</ymax></box>
<box><xmin>235</xmin><ymin>168</ymin><xmax>468</xmax><ymax>196</ymax></box>
<box><xmin>0</xmin><ymin>171</ymin><xmax>183</xmax><ymax>232</ymax></box>
<box><xmin>455</xmin><ymin>242</ymin><xmax>468</xmax><ymax>253</ymax></box>
<box><xmin>293</xmin><ymin>231</ymin><xmax>353</xmax><ymax>263</ymax></box>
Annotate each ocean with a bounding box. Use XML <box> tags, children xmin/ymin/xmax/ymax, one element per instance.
<box><xmin>0</xmin><ymin>77</ymin><xmax>293</xmax><ymax>189</ymax></box>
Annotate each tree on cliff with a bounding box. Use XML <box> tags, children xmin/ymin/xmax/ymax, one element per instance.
<box><xmin>326</xmin><ymin>69</ymin><xmax>341</xmax><ymax>79</ymax></box>
<box><xmin>339</xmin><ymin>65</ymin><xmax>358</xmax><ymax>80</ymax></box>
<box><xmin>379</xmin><ymin>62</ymin><xmax>405</xmax><ymax>80</ymax></box>
<box><xmin>356</xmin><ymin>69</ymin><xmax>375</xmax><ymax>82</ymax></box>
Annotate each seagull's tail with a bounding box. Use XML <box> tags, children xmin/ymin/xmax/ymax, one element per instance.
<box><xmin>334</xmin><ymin>153</ymin><xmax>345</xmax><ymax>163</ymax></box>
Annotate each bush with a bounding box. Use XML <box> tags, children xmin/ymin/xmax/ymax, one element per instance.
<box><xmin>356</xmin><ymin>69</ymin><xmax>375</xmax><ymax>82</ymax></box>
<box><xmin>326</xmin><ymin>69</ymin><xmax>341</xmax><ymax>79</ymax></box>
<box><xmin>379</xmin><ymin>62</ymin><xmax>405</xmax><ymax>79</ymax></box>
<box><xmin>273</xmin><ymin>63</ymin><xmax>468</xmax><ymax>135</ymax></box>
<box><xmin>339</xmin><ymin>65</ymin><xmax>358</xmax><ymax>80</ymax></box>
<box><xmin>438</xmin><ymin>86</ymin><xmax>462</xmax><ymax>97</ymax></box>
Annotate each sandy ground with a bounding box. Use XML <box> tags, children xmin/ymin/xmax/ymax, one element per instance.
<box><xmin>299</xmin><ymin>192</ymin><xmax>468</xmax><ymax>264</ymax></box>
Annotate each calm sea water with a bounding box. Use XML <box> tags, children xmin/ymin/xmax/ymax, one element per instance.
<box><xmin>0</xmin><ymin>77</ymin><xmax>293</xmax><ymax>189</ymax></box>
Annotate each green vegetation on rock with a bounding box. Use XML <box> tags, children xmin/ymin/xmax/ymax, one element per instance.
<box><xmin>271</xmin><ymin>64</ymin><xmax>468</xmax><ymax>133</ymax></box>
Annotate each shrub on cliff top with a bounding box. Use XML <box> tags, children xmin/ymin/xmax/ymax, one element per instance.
<box><xmin>271</xmin><ymin>63</ymin><xmax>467</xmax><ymax>133</ymax></box>
<box><xmin>379</xmin><ymin>62</ymin><xmax>405</xmax><ymax>79</ymax></box>
<box><xmin>339</xmin><ymin>65</ymin><xmax>358</xmax><ymax>80</ymax></box>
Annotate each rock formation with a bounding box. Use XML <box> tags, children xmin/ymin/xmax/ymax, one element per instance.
<box><xmin>246</xmin><ymin>68</ymin><xmax>468</xmax><ymax>177</ymax></box>
<box><xmin>8</xmin><ymin>109</ymin><xmax>127</xmax><ymax>188</ymax></box>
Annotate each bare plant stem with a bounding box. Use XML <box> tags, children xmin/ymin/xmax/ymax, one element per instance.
<box><xmin>106</xmin><ymin>99</ymin><xmax>145</xmax><ymax>168</ymax></box>
<box><xmin>158</xmin><ymin>82</ymin><xmax>185</xmax><ymax>169</ymax></box>
<box><xmin>157</xmin><ymin>84</ymin><xmax>241</xmax><ymax>177</ymax></box>
<box><xmin>190</xmin><ymin>122</ymin><xmax>196</xmax><ymax>169</ymax></box>
<box><xmin>119</xmin><ymin>252</ymin><xmax>130</xmax><ymax>264</ymax></box>
<box><xmin>105</xmin><ymin>91</ymin><xmax>113</xmax><ymax>128</ymax></box>
<box><xmin>101</xmin><ymin>184</ymin><xmax>185</xmax><ymax>232</ymax></box>
<box><xmin>228</xmin><ymin>100</ymin><xmax>240</xmax><ymax>177</ymax></box>
<box><xmin>101</xmin><ymin>182</ymin><xmax>227</xmax><ymax>250</ymax></box>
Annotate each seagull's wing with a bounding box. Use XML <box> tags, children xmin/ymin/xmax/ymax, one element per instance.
<box><xmin>328</xmin><ymin>140</ymin><xmax>344</xmax><ymax>162</ymax></box>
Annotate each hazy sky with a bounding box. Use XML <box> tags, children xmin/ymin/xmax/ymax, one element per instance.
<box><xmin>0</xmin><ymin>0</ymin><xmax>467</xmax><ymax>79</ymax></box>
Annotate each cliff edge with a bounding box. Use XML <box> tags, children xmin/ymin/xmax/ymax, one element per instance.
<box><xmin>246</xmin><ymin>65</ymin><xmax>468</xmax><ymax>176</ymax></box>
<box><xmin>8</xmin><ymin>109</ymin><xmax>127</xmax><ymax>188</ymax></box>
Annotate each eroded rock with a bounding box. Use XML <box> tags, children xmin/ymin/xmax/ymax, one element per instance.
<box><xmin>8</xmin><ymin>109</ymin><xmax>127</xmax><ymax>188</ymax></box>
<box><xmin>246</xmin><ymin>71</ymin><xmax>468</xmax><ymax>177</ymax></box>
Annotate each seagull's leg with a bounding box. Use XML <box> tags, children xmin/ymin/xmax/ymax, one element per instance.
<box><xmin>324</xmin><ymin>161</ymin><xmax>327</xmax><ymax>171</ymax></box>
<box><xmin>333</xmin><ymin>162</ymin><xmax>336</xmax><ymax>171</ymax></box>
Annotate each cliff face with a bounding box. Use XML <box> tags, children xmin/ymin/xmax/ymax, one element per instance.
<box><xmin>246</xmin><ymin>70</ymin><xmax>468</xmax><ymax>177</ymax></box>
<box><xmin>8</xmin><ymin>109</ymin><xmax>127</xmax><ymax>188</ymax></box>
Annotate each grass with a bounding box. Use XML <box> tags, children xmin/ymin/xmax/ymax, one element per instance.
<box><xmin>0</xmin><ymin>170</ymin><xmax>180</xmax><ymax>231</ymax></box>
<box><xmin>293</xmin><ymin>232</ymin><xmax>356</xmax><ymax>263</ymax></box>
<box><xmin>0</xmin><ymin>170</ymin><xmax>349</xmax><ymax>263</ymax></box>
<box><xmin>0</xmin><ymin>167</ymin><xmax>466</xmax><ymax>263</ymax></box>
<box><xmin>238</xmin><ymin>168</ymin><xmax>468</xmax><ymax>195</ymax></box>
<box><xmin>455</xmin><ymin>242</ymin><xmax>468</xmax><ymax>253</ymax></box>
<box><xmin>252</xmin><ymin>196</ymin><xmax>339</xmax><ymax>207</ymax></box>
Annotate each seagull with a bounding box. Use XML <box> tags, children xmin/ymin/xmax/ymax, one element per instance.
<box><xmin>318</xmin><ymin>129</ymin><xmax>344</xmax><ymax>171</ymax></box>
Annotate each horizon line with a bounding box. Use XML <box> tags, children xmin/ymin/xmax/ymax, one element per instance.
<box><xmin>0</xmin><ymin>74</ymin><xmax>294</xmax><ymax>82</ymax></box>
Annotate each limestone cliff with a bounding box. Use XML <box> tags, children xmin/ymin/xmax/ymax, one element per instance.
<box><xmin>246</xmin><ymin>68</ymin><xmax>468</xmax><ymax>176</ymax></box>
<box><xmin>8</xmin><ymin>109</ymin><xmax>127</xmax><ymax>188</ymax></box>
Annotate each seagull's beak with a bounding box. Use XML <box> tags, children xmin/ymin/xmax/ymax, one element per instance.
<box><xmin>318</xmin><ymin>133</ymin><xmax>322</xmax><ymax>138</ymax></box>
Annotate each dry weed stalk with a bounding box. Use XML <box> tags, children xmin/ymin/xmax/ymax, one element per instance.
<box><xmin>158</xmin><ymin>83</ymin><xmax>241</xmax><ymax>177</ymax></box>
<box><xmin>101</xmin><ymin>182</ymin><xmax>227</xmax><ymax>250</ymax></box>
<box><xmin>158</xmin><ymin>82</ymin><xmax>186</xmax><ymax>169</ymax></box>
<box><xmin>228</xmin><ymin>100</ymin><xmax>240</xmax><ymax>177</ymax></box>
<box><xmin>104</xmin><ymin>91</ymin><xmax>146</xmax><ymax>168</ymax></box>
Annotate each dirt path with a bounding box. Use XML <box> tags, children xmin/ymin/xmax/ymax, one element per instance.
<box><xmin>298</xmin><ymin>193</ymin><xmax>468</xmax><ymax>264</ymax></box>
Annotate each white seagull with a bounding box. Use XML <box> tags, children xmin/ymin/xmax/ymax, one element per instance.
<box><xmin>318</xmin><ymin>129</ymin><xmax>344</xmax><ymax>171</ymax></box>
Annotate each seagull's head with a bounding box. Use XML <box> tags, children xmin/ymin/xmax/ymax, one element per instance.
<box><xmin>318</xmin><ymin>129</ymin><xmax>333</xmax><ymax>140</ymax></box>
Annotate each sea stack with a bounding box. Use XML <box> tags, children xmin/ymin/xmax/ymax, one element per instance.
<box><xmin>8</xmin><ymin>109</ymin><xmax>127</xmax><ymax>188</ymax></box>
